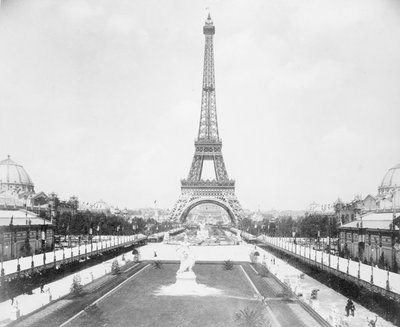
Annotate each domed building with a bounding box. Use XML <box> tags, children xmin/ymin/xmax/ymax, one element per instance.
<box><xmin>0</xmin><ymin>155</ymin><xmax>50</xmax><ymax>210</ymax></box>
<box><xmin>0</xmin><ymin>156</ymin><xmax>37</xmax><ymax>208</ymax></box>
<box><xmin>0</xmin><ymin>156</ymin><xmax>55</xmax><ymax>260</ymax></box>
<box><xmin>338</xmin><ymin>162</ymin><xmax>400</xmax><ymax>271</ymax></box>
<box><xmin>377</xmin><ymin>163</ymin><xmax>400</xmax><ymax>210</ymax></box>
<box><xmin>0</xmin><ymin>156</ymin><xmax>35</xmax><ymax>193</ymax></box>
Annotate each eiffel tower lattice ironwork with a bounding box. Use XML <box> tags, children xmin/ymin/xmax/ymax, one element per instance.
<box><xmin>169</xmin><ymin>14</ymin><xmax>244</xmax><ymax>225</ymax></box>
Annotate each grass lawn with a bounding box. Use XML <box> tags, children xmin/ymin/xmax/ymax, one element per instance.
<box><xmin>66</xmin><ymin>263</ymin><xmax>271</xmax><ymax>327</ymax></box>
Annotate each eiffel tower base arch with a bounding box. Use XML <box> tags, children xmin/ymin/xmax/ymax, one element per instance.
<box><xmin>169</xmin><ymin>188</ymin><xmax>244</xmax><ymax>226</ymax></box>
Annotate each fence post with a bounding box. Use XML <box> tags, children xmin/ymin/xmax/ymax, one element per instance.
<box><xmin>386</xmin><ymin>269</ymin><xmax>390</xmax><ymax>291</ymax></box>
<box><xmin>370</xmin><ymin>265</ymin><xmax>374</xmax><ymax>284</ymax></box>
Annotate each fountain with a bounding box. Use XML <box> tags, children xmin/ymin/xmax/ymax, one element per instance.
<box><xmin>196</xmin><ymin>222</ymin><xmax>209</xmax><ymax>241</ymax></box>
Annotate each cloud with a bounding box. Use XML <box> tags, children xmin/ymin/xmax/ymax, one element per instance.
<box><xmin>321</xmin><ymin>127</ymin><xmax>360</xmax><ymax>147</ymax></box>
<box><xmin>0</xmin><ymin>0</ymin><xmax>399</xmax><ymax>210</ymax></box>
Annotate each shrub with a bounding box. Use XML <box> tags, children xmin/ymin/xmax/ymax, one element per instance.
<box><xmin>111</xmin><ymin>259</ymin><xmax>120</xmax><ymax>275</ymax></box>
<box><xmin>153</xmin><ymin>260</ymin><xmax>162</xmax><ymax>269</ymax></box>
<box><xmin>235</xmin><ymin>305</ymin><xmax>270</xmax><ymax>327</ymax></box>
<box><xmin>224</xmin><ymin>260</ymin><xmax>234</xmax><ymax>270</ymax></box>
<box><xmin>70</xmin><ymin>275</ymin><xmax>83</xmax><ymax>296</ymax></box>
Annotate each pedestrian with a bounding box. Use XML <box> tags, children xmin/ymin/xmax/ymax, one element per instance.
<box><xmin>154</xmin><ymin>251</ymin><xmax>157</xmax><ymax>258</ymax></box>
<box><xmin>10</xmin><ymin>296</ymin><xmax>14</xmax><ymax>306</ymax></box>
<box><xmin>367</xmin><ymin>316</ymin><xmax>378</xmax><ymax>327</ymax></box>
<box><xmin>345</xmin><ymin>299</ymin><xmax>355</xmax><ymax>317</ymax></box>
<box><xmin>40</xmin><ymin>283</ymin><xmax>45</xmax><ymax>293</ymax></box>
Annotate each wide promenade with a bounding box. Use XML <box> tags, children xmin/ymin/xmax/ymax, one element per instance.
<box><xmin>8</xmin><ymin>243</ymin><xmax>332</xmax><ymax>327</ymax></box>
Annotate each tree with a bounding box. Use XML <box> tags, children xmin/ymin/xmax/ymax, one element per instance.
<box><xmin>111</xmin><ymin>259</ymin><xmax>120</xmax><ymax>275</ymax></box>
<box><xmin>223</xmin><ymin>260</ymin><xmax>234</xmax><ymax>270</ymax></box>
<box><xmin>70</xmin><ymin>274</ymin><xmax>83</xmax><ymax>296</ymax></box>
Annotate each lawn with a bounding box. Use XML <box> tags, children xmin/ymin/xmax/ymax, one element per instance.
<box><xmin>66</xmin><ymin>263</ymin><xmax>271</xmax><ymax>327</ymax></box>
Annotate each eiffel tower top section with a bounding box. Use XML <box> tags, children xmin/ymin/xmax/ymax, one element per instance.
<box><xmin>197</xmin><ymin>13</ymin><xmax>220</xmax><ymax>143</ymax></box>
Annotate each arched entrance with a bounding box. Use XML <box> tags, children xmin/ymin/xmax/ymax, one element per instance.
<box><xmin>179</xmin><ymin>198</ymin><xmax>237</xmax><ymax>225</ymax></box>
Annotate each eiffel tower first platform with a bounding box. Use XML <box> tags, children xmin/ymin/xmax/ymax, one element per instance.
<box><xmin>169</xmin><ymin>14</ymin><xmax>244</xmax><ymax>226</ymax></box>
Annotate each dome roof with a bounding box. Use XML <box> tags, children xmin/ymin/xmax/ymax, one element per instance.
<box><xmin>380</xmin><ymin>163</ymin><xmax>400</xmax><ymax>189</ymax></box>
<box><xmin>0</xmin><ymin>156</ymin><xmax>34</xmax><ymax>192</ymax></box>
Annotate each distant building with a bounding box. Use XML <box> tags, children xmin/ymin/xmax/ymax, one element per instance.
<box><xmin>306</xmin><ymin>201</ymin><xmax>336</xmax><ymax>217</ymax></box>
<box><xmin>376</xmin><ymin>163</ymin><xmax>400</xmax><ymax>211</ymax></box>
<box><xmin>0</xmin><ymin>209</ymin><xmax>54</xmax><ymax>260</ymax></box>
<box><xmin>338</xmin><ymin>163</ymin><xmax>400</xmax><ymax>270</ymax></box>
<box><xmin>0</xmin><ymin>156</ymin><xmax>59</xmax><ymax>217</ymax></box>
<box><xmin>78</xmin><ymin>200</ymin><xmax>112</xmax><ymax>216</ymax></box>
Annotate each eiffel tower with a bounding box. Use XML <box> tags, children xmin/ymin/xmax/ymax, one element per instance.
<box><xmin>169</xmin><ymin>14</ymin><xmax>244</xmax><ymax>225</ymax></box>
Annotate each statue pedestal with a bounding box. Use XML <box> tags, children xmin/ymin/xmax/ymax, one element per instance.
<box><xmin>155</xmin><ymin>270</ymin><xmax>222</xmax><ymax>296</ymax></box>
<box><xmin>175</xmin><ymin>271</ymin><xmax>197</xmax><ymax>289</ymax></box>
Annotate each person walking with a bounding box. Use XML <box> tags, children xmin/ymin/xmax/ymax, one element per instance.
<box><xmin>367</xmin><ymin>316</ymin><xmax>378</xmax><ymax>327</ymax></box>
<box><xmin>345</xmin><ymin>299</ymin><xmax>355</xmax><ymax>317</ymax></box>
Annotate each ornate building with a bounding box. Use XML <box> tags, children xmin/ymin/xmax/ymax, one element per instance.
<box><xmin>0</xmin><ymin>156</ymin><xmax>55</xmax><ymax>260</ymax></box>
<box><xmin>0</xmin><ymin>210</ymin><xmax>54</xmax><ymax>260</ymax></box>
<box><xmin>0</xmin><ymin>156</ymin><xmax>53</xmax><ymax>211</ymax></box>
<box><xmin>338</xmin><ymin>163</ymin><xmax>400</xmax><ymax>270</ymax></box>
<box><xmin>377</xmin><ymin>163</ymin><xmax>400</xmax><ymax>211</ymax></box>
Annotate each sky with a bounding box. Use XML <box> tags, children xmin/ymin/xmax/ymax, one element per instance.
<box><xmin>0</xmin><ymin>0</ymin><xmax>399</xmax><ymax>211</ymax></box>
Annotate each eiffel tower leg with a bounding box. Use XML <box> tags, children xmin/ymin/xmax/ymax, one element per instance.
<box><xmin>214</xmin><ymin>155</ymin><xmax>228</xmax><ymax>181</ymax></box>
<box><xmin>169</xmin><ymin>193</ymin><xmax>191</xmax><ymax>222</ymax></box>
<box><xmin>223</xmin><ymin>193</ymin><xmax>245</xmax><ymax>226</ymax></box>
<box><xmin>187</xmin><ymin>155</ymin><xmax>203</xmax><ymax>181</ymax></box>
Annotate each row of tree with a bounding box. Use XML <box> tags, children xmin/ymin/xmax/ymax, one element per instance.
<box><xmin>238</xmin><ymin>214</ymin><xmax>340</xmax><ymax>239</ymax></box>
<box><xmin>45</xmin><ymin>211</ymin><xmax>175</xmax><ymax>236</ymax></box>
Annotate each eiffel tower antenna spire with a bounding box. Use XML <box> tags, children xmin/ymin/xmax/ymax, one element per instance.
<box><xmin>169</xmin><ymin>15</ymin><xmax>244</xmax><ymax>225</ymax></box>
<box><xmin>198</xmin><ymin>11</ymin><xmax>218</xmax><ymax>141</ymax></box>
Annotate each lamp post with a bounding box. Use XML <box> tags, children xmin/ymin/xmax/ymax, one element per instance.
<box><xmin>78</xmin><ymin>235</ymin><xmax>81</xmax><ymax>259</ymax></box>
<box><xmin>0</xmin><ymin>233</ymin><xmax>4</xmax><ymax>286</ymax></box>
<box><xmin>391</xmin><ymin>189</ymin><xmax>397</xmax><ymax>271</ymax></box>
<box><xmin>84</xmin><ymin>239</ymin><xmax>87</xmax><ymax>260</ymax></box>
<box><xmin>89</xmin><ymin>227</ymin><xmax>93</xmax><ymax>255</ymax></box>
<box><xmin>41</xmin><ymin>222</ymin><xmax>47</xmax><ymax>266</ymax></box>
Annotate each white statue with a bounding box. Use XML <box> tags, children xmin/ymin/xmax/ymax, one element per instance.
<box><xmin>177</xmin><ymin>235</ymin><xmax>195</xmax><ymax>273</ymax></box>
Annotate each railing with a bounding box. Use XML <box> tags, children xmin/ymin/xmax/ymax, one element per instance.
<box><xmin>259</xmin><ymin>236</ymin><xmax>400</xmax><ymax>296</ymax></box>
<box><xmin>1</xmin><ymin>234</ymin><xmax>146</xmax><ymax>278</ymax></box>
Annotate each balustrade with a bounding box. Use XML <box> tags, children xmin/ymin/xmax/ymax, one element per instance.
<box><xmin>1</xmin><ymin>234</ymin><xmax>145</xmax><ymax>277</ymax></box>
<box><xmin>259</xmin><ymin>235</ymin><xmax>400</xmax><ymax>297</ymax></box>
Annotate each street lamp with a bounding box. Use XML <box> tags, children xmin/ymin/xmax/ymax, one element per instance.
<box><xmin>89</xmin><ymin>227</ymin><xmax>93</xmax><ymax>254</ymax></box>
<box><xmin>41</xmin><ymin>222</ymin><xmax>47</xmax><ymax>266</ymax></box>
<box><xmin>0</xmin><ymin>233</ymin><xmax>4</xmax><ymax>285</ymax></box>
